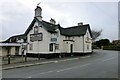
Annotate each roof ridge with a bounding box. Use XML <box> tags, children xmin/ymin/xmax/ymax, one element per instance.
<box><xmin>42</xmin><ymin>20</ymin><xmax>58</xmax><ymax>26</ymax></box>
<box><xmin>63</xmin><ymin>24</ymin><xmax>89</xmax><ymax>29</ymax></box>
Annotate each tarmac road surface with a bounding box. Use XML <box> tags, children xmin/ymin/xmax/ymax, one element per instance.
<box><xmin>2</xmin><ymin>50</ymin><xmax>118</xmax><ymax>78</ymax></box>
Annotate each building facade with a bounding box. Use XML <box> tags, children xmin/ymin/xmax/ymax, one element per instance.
<box><xmin>0</xmin><ymin>34</ymin><xmax>27</xmax><ymax>57</ymax></box>
<box><xmin>1</xmin><ymin>5</ymin><xmax>92</xmax><ymax>58</ymax></box>
<box><xmin>24</xmin><ymin>6</ymin><xmax>92</xmax><ymax>58</ymax></box>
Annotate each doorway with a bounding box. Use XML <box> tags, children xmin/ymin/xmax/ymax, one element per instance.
<box><xmin>70</xmin><ymin>44</ymin><xmax>73</xmax><ymax>53</ymax></box>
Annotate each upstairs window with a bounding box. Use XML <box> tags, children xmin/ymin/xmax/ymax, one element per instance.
<box><xmin>34</xmin><ymin>26</ymin><xmax>38</xmax><ymax>34</ymax></box>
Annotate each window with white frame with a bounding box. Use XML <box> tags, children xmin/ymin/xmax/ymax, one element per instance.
<box><xmin>87</xmin><ymin>45</ymin><xmax>89</xmax><ymax>50</ymax></box>
<box><xmin>29</xmin><ymin>44</ymin><xmax>33</xmax><ymax>50</ymax></box>
<box><xmin>49</xmin><ymin>43</ymin><xmax>53</xmax><ymax>51</ymax></box>
<box><xmin>55</xmin><ymin>44</ymin><xmax>59</xmax><ymax>50</ymax></box>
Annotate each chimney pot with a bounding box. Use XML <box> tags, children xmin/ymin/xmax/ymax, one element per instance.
<box><xmin>78</xmin><ymin>22</ymin><xmax>83</xmax><ymax>26</ymax></box>
<box><xmin>50</xmin><ymin>18</ymin><xmax>56</xmax><ymax>24</ymax></box>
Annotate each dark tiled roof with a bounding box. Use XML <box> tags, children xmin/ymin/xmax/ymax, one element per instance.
<box><xmin>41</xmin><ymin>20</ymin><xmax>59</xmax><ymax>33</ymax></box>
<box><xmin>24</xmin><ymin>17</ymin><xmax>92</xmax><ymax>37</ymax></box>
<box><xmin>2</xmin><ymin>17</ymin><xmax>92</xmax><ymax>43</ymax></box>
<box><xmin>24</xmin><ymin>17</ymin><xmax>59</xmax><ymax>35</ymax></box>
<box><xmin>2</xmin><ymin>34</ymin><xmax>26</xmax><ymax>43</ymax></box>
<box><xmin>59</xmin><ymin>24</ymin><xmax>92</xmax><ymax>37</ymax></box>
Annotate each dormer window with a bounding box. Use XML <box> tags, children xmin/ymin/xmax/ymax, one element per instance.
<box><xmin>34</xmin><ymin>26</ymin><xmax>38</xmax><ymax>34</ymax></box>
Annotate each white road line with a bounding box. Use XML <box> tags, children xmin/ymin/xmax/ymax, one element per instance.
<box><xmin>102</xmin><ymin>57</ymin><xmax>115</xmax><ymax>62</ymax></box>
<box><xmin>30</xmin><ymin>63</ymin><xmax>91</xmax><ymax>77</ymax></box>
<box><xmin>27</xmin><ymin>77</ymin><xmax>32</xmax><ymax>78</ymax></box>
<box><xmin>59</xmin><ymin>58</ymin><xmax>79</xmax><ymax>62</ymax></box>
<box><xmin>39</xmin><ymin>70</ymin><xmax>55</xmax><ymax>75</ymax></box>
<box><xmin>57</xmin><ymin>63</ymin><xmax>91</xmax><ymax>72</ymax></box>
<box><xmin>81</xmin><ymin>56</ymin><xmax>91</xmax><ymax>58</ymax></box>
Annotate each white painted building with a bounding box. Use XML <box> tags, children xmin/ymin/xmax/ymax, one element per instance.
<box><xmin>0</xmin><ymin>43</ymin><xmax>22</xmax><ymax>57</ymax></box>
<box><xmin>0</xmin><ymin>34</ymin><xmax>27</xmax><ymax>56</ymax></box>
<box><xmin>24</xmin><ymin>6</ymin><xmax>92</xmax><ymax>58</ymax></box>
<box><xmin>1</xmin><ymin>6</ymin><xmax>92</xmax><ymax>58</ymax></box>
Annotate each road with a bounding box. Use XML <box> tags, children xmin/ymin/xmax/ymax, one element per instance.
<box><xmin>2</xmin><ymin>50</ymin><xmax>118</xmax><ymax>78</ymax></box>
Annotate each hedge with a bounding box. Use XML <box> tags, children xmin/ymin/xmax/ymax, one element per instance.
<box><xmin>103</xmin><ymin>45</ymin><xmax>120</xmax><ymax>51</ymax></box>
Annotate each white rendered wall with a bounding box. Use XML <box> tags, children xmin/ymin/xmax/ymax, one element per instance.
<box><xmin>83</xmin><ymin>29</ymin><xmax>92</xmax><ymax>53</ymax></box>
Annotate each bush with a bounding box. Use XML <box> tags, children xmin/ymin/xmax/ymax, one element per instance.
<box><xmin>103</xmin><ymin>45</ymin><xmax>120</xmax><ymax>51</ymax></box>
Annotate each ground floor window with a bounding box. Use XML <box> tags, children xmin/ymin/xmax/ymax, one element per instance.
<box><xmin>29</xmin><ymin>44</ymin><xmax>33</xmax><ymax>50</ymax></box>
<box><xmin>49</xmin><ymin>43</ymin><xmax>53</xmax><ymax>51</ymax></box>
<box><xmin>87</xmin><ymin>45</ymin><xmax>89</xmax><ymax>50</ymax></box>
<box><xmin>55</xmin><ymin>44</ymin><xmax>59</xmax><ymax>50</ymax></box>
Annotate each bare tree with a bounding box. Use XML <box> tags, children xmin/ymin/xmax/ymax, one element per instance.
<box><xmin>92</xmin><ymin>29</ymin><xmax>102</xmax><ymax>41</ymax></box>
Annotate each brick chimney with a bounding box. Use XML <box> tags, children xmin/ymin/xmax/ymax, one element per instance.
<box><xmin>35</xmin><ymin>6</ymin><xmax>42</xmax><ymax>21</ymax></box>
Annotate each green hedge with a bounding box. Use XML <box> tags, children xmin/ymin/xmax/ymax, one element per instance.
<box><xmin>103</xmin><ymin>45</ymin><xmax>120</xmax><ymax>51</ymax></box>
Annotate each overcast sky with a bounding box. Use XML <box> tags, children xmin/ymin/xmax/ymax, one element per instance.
<box><xmin>0</xmin><ymin>0</ymin><xmax>119</xmax><ymax>42</ymax></box>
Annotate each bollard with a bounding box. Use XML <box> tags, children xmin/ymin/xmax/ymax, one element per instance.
<box><xmin>8</xmin><ymin>56</ymin><xmax>10</xmax><ymax>64</ymax></box>
<box><xmin>25</xmin><ymin>55</ymin><xmax>27</xmax><ymax>62</ymax></box>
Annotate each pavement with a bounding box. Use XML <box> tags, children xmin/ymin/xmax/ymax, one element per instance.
<box><xmin>2</xmin><ymin>54</ymin><xmax>93</xmax><ymax>70</ymax></box>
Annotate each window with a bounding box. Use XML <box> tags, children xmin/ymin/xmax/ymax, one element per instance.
<box><xmin>51</xmin><ymin>34</ymin><xmax>57</xmax><ymax>43</ymax></box>
<box><xmin>51</xmin><ymin>38</ymin><xmax>57</xmax><ymax>42</ymax></box>
<box><xmin>49</xmin><ymin>43</ymin><xmax>53</xmax><ymax>51</ymax></box>
<box><xmin>87</xmin><ymin>45</ymin><xmax>89</xmax><ymax>50</ymax></box>
<box><xmin>29</xmin><ymin>44</ymin><xmax>33</xmax><ymax>50</ymax></box>
<box><xmin>55</xmin><ymin>44</ymin><xmax>59</xmax><ymax>50</ymax></box>
<box><xmin>34</xmin><ymin>26</ymin><xmax>38</xmax><ymax>34</ymax></box>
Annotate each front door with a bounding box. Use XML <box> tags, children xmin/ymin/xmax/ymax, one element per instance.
<box><xmin>70</xmin><ymin>44</ymin><xmax>73</xmax><ymax>53</ymax></box>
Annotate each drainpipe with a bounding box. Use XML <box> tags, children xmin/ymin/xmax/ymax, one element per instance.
<box><xmin>38</xmin><ymin>41</ymin><xmax>40</xmax><ymax>60</ymax></box>
<box><xmin>83</xmin><ymin>36</ymin><xmax>84</xmax><ymax>55</ymax></box>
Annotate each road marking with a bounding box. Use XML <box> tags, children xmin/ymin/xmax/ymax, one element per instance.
<box><xmin>102</xmin><ymin>57</ymin><xmax>115</xmax><ymax>62</ymax></box>
<box><xmin>57</xmin><ymin>63</ymin><xmax>91</xmax><ymax>72</ymax></box>
<box><xmin>39</xmin><ymin>70</ymin><xmax>55</xmax><ymax>75</ymax></box>
<box><xmin>81</xmin><ymin>56</ymin><xmax>91</xmax><ymax>58</ymax></box>
<box><xmin>54</xmin><ymin>61</ymin><xmax>59</xmax><ymax>63</ymax></box>
<box><xmin>27</xmin><ymin>77</ymin><xmax>32</xmax><ymax>78</ymax></box>
<box><xmin>59</xmin><ymin>58</ymin><xmax>79</xmax><ymax>62</ymax></box>
<box><xmin>31</xmin><ymin>63</ymin><xmax>91</xmax><ymax>77</ymax></box>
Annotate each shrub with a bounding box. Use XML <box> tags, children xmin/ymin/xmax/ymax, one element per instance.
<box><xmin>103</xmin><ymin>45</ymin><xmax>120</xmax><ymax>51</ymax></box>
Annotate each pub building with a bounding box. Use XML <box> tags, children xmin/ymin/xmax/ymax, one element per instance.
<box><xmin>1</xmin><ymin>5</ymin><xmax>92</xmax><ymax>58</ymax></box>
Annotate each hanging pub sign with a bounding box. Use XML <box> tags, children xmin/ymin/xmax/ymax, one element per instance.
<box><xmin>30</xmin><ymin>33</ymin><xmax>43</xmax><ymax>42</ymax></box>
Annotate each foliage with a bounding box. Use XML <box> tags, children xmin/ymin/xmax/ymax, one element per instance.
<box><xmin>93</xmin><ymin>38</ymin><xmax>120</xmax><ymax>51</ymax></box>
<box><xmin>95</xmin><ymin>39</ymin><xmax>110</xmax><ymax>48</ymax></box>
<box><xmin>103</xmin><ymin>45</ymin><xmax>120</xmax><ymax>51</ymax></box>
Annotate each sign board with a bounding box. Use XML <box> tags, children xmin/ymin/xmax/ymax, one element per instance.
<box><xmin>30</xmin><ymin>33</ymin><xmax>43</xmax><ymax>42</ymax></box>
